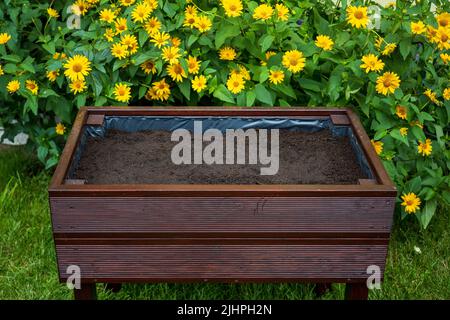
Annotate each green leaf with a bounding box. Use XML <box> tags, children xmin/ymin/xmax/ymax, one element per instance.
<box><xmin>177</xmin><ymin>80</ymin><xmax>191</xmax><ymax>100</ymax></box>
<box><xmin>259</xmin><ymin>34</ymin><xmax>274</xmax><ymax>52</ymax></box>
<box><xmin>215</xmin><ymin>23</ymin><xmax>241</xmax><ymax>49</ymax></box>
<box><xmin>76</xmin><ymin>94</ymin><xmax>87</xmax><ymax>108</ymax></box>
<box><xmin>416</xmin><ymin>198</ymin><xmax>437</xmax><ymax>229</ymax></box>
<box><xmin>37</xmin><ymin>146</ymin><xmax>48</xmax><ymax>163</ymax></box>
<box><xmin>213</xmin><ymin>84</ymin><xmax>235</xmax><ymax>104</ymax></box>
<box><xmin>399</xmin><ymin>38</ymin><xmax>411</xmax><ymax>60</ymax></box>
<box><xmin>299</xmin><ymin>78</ymin><xmax>321</xmax><ymax>92</ymax></box>
<box><xmin>246</xmin><ymin>90</ymin><xmax>256</xmax><ymax>106</ymax></box>
<box><xmin>187</xmin><ymin>34</ymin><xmax>198</xmax><ymax>47</ymax></box>
<box><xmin>255</xmin><ymin>84</ymin><xmax>273</xmax><ymax>106</ymax></box>
<box><xmin>113</xmin><ymin>59</ymin><xmax>128</xmax><ymax>72</ymax></box>
<box><xmin>390</xmin><ymin>128</ymin><xmax>409</xmax><ymax>146</ymax></box>
<box><xmin>24</xmin><ymin>96</ymin><xmax>38</xmax><ymax>115</ymax></box>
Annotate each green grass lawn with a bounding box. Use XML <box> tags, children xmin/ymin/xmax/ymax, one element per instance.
<box><xmin>0</xmin><ymin>146</ymin><xmax>449</xmax><ymax>300</ymax></box>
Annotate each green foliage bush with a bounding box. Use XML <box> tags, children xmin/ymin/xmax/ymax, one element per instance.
<box><xmin>0</xmin><ymin>0</ymin><xmax>449</xmax><ymax>228</ymax></box>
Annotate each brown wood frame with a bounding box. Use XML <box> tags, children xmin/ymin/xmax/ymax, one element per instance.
<box><xmin>48</xmin><ymin>107</ymin><xmax>397</xmax><ymax>300</ymax></box>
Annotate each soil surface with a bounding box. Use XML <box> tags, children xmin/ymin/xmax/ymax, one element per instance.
<box><xmin>73</xmin><ymin>129</ymin><xmax>367</xmax><ymax>184</ymax></box>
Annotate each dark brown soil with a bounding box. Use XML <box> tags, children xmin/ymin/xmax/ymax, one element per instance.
<box><xmin>73</xmin><ymin>130</ymin><xmax>367</xmax><ymax>184</ymax></box>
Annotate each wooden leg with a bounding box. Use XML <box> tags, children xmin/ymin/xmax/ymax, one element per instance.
<box><xmin>345</xmin><ymin>283</ymin><xmax>369</xmax><ymax>300</ymax></box>
<box><xmin>106</xmin><ymin>283</ymin><xmax>122</xmax><ymax>293</ymax></box>
<box><xmin>314</xmin><ymin>283</ymin><xmax>332</xmax><ymax>297</ymax></box>
<box><xmin>74</xmin><ymin>283</ymin><xmax>97</xmax><ymax>300</ymax></box>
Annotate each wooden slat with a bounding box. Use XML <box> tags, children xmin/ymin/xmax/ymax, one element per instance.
<box><xmin>86</xmin><ymin>114</ymin><xmax>105</xmax><ymax>126</ymax></box>
<box><xmin>50</xmin><ymin>196</ymin><xmax>394</xmax><ymax>236</ymax></box>
<box><xmin>330</xmin><ymin>114</ymin><xmax>350</xmax><ymax>125</ymax></box>
<box><xmin>50</xmin><ymin>107</ymin><xmax>87</xmax><ymax>188</ymax></box>
<box><xmin>56</xmin><ymin>244</ymin><xmax>388</xmax><ymax>282</ymax></box>
<box><xmin>64</xmin><ymin>179</ymin><xmax>86</xmax><ymax>185</ymax></box>
<box><xmin>358</xmin><ymin>179</ymin><xmax>377</xmax><ymax>185</ymax></box>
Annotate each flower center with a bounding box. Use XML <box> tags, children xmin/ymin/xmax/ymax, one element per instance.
<box><xmin>355</xmin><ymin>10</ymin><xmax>363</xmax><ymax>19</ymax></box>
<box><xmin>441</xmin><ymin>34</ymin><xmax>448</xmax><ymax>42</ymax></box>
<box><xmin>383</xmin><ymin>79</ymin><xmax>391</xmax><ymax>87</ymax></box>
<box><xmin>290</xmin><ymin>58</ymin><xmax>298</xmax><ymax>66</ymax></box>
<box><xmin>72</xmin><ymin>63</ymin><xmax>83</xmax><ymax>73</ymax></box>
<box><xmin>230</xmin><ymin>5</ymin><xmax>237</xmax><ymax>11</ymax></box>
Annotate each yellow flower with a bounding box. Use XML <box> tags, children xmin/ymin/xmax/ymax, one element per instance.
<box><xmin>119</xmin><ymin>0</ymin><xmax>136</xmax><ymax>7</ymax></box>
<box><xmin>7</xmin><ymin>80</ymin><xmax>20</xmax><ymax>93</ymax></box>
<box><xmin>0</xmin><ymin>33</ymin><xmax>12</xmax><ymax>45</ymax></box>
<box><xmin>400</xmin><ymin>127</ymin><xmax>408</xmax><ymax>137</ymax></box>
<box><xmin>346</xmin><ymin>6</ymin><xmax>368</xmax><ymax>29</ymax></box>
<box><xmin>371</xmin><ymin>139</ymin><xmax>383</xmax><ymax>155</ymax></box>
<box><xmin>360</xmin><ymin>54</ymin><xmax>384</xmax><ymax>73</ymax></box>
<box><xmin>145</xmin><ymin>87</ymin><xmax>159</xmax><ymax>100</ymax></box>
<box><xmin>111</xmin><ymin>43</ymin><xmax>129</xmax><ymax>59</ymax></box>
<box><xmin>152</xmin><ymin>78</ymin><xmax>171</xmax><ymax>100</ymax></box>
<box><xmin>426</xmin><ymin>25</ymin><xmax>438</xmax><ymax>43</ymax></box>
<box><xmin>191</xmin><ymin>75</ymin><xmax>207</xmax><ymax>93</ymax></box>
<box><xmin>104</xmin><ymin>28</ymin><xmax>115</xmax><ymax>42</ymax></box>
<box><xmin>140</xmin><ymin>60</ymin><xmax>157</xmax><ymax>75</ymax></box>
<box><xmin>150</xmin><ymin>31</ymin><xmax>170</xmax><ymax>48</ymax></box>
<box><xmin>187</xmin><ymin>56</ymin><xmax>200</xmax><ymax>74</ymax></box>
<box><xmin>161</xmin><ymin>47</ymin><xmax>180</xmax><ymax>65</ymax></box>
<box><xmin>410</xmin><ymin>120</ymin><xmax>423</xmax><ymax>129</ymax></box>
<box><xmin>120</xmin><ymin>34</ymin><xmax>139</xmax><ymax>54</ymax></box>
<box><xmin>195</xmin><ymin>15</ymin><xmax>212</xmax><ymax>32</ymax></box>
<box><xmin>396</xmin><ymin>105</ymin><xmax>407</xmax><ymax>120</ymax></box>
<box><xmin>0</xmin><ymin>64</ymin><xmax>4</xmax><ymax>76</ymax></box>
<box><xmin>282</xmin><ymin>50</ymin><xmax>306</xmax><ymax>73</ymax></box>
<box><xmin>145</xmin><ymin>17</ymin><xmax>161</xmax><ymax>35</ymax></box>
<box><xmin>410</xmin><ymin>21</ymin><xmax>426</xmax><ymax>35</ymax></box>
<box><xmin>375</xmin><ymin>37</ymin><xmax>384</xmax><ymax>49</ymax></box>
<box><xmin>171</xmin><ymin>37</ymin><xmax>181</xmax><ymax>47</ymax></box>
<box><xmin>253</xmin><ymin>4</ymin><xmax>273</xmax><ymax>21</ymax></box>
<box><xmin>227</xmin><ymin>74</ymin><xmax>245</xmax><ymax>94</ymax></box>
<box><xmin>144</xmin><ymin>0</ymin><xmax>158</xmax><ymax>11</ymax></box>
<box><xmin>63</xmin><ymin>55</ymin><xmax>91</xmax><ymax>82</ymax></box>
<box><xmin>424</xmin><ymin>89</ymin><xmax>440</xmax><ymax>104</ymax></box>
<box><xmin>443</xmin><ymin>88</ymin><xmax>450</xmax><ymax>100</ymax></box>
<box><xmin>185</xmin><ymin>5</ymin><xmax>197</xmax><ymax>16</ymax></box>
<box><xmin>434</xmin><ymin>26</ymin><xmax>450</xmax><ymax>50</ymax></box>
<box><xmin>114</xmin><ymin>17</ymin><xmax>128</xmax><ymax>34</ymax></box>
<box><xmin>417</xmin><ymin>139</ymin><xmax>432</xmax><ymax>156</ymax></box>
<box><xmin>167</xmin><ymin>63</ymin><xmax>187</xmax><ymax>82</ymax></box>
<box><xmin>132</xmin><ymin>2</ymin><xmax>151</xmax><ymax>23</ymax></box>
<box><xmin>315</xmin><ymin>35</ymin><xmax>334</xmax><ymax>51</ymax></box>
<box><xmin>376</xmin><ymin>71</ymin><xmax>400</xmax><ymax>95</ymax></box>
<box><xmin>381</xmin><ymin>43</ymin><xmax>396</xmax><ymax>55</ymax></box>
<box><xmin>401</xmin><ymin>193</ymin><xmax>421</xmax><ymax>214</ymax></box>
<box><xmin>46</xmin><ymin>70</ymin><xmax>59</xmax><ymax>82</ymax></box>
<box><xmin>113</xmin><ymin>83</ymin><xmax>131</xmax><ymax>103</ymax></box>
<box><xmin>436</xmin><ymin>12</ymin><xmax>450</xmax><ymax>28</ymax></box>
<box><xmin>183</xmin><ymin>13</ymin><xmax>198</xmax><ymax>28</ymax></box>
<box><xmin>219</xmin><ymin>46</ymin><xmax>237</xmax><ymax>60</ymax></box>
<box><xmin>73</xmin><ymin>0</ymin><xmax>90</xmax><ymax>16</ymax></box>
<box><xmin>441</xmin><ymin>53</ymin><xmax>450</xmax><ymax>64</ymax></box>
<box><xmin>47</xmin><ymin>8</ymin><xmax>59</xmax><ymax>18</ymax></box>
<box><xmin>269</xmin><ymin>70</ymin><xmax>284</xmax><ymax>85</ymax></box>
<box><xmin>53</xmin><ymin>52</ymin><xmax>67</xmax><ymax>60</ymax></box>
<box><xmin>69</xmin><ymin>80</ymin><xmax>87</xmax><ymax>94</ymax></box>
<box><xmin>26</xmin><ymin>80</ymin><xmax>39</xmax><ymax>95</ymax></box>
<box><xmin>99</xmin><ymin>8</ymin><xmax>116</xmax><ymax>23</ymax></box>
<box><xmin>221</xmin><ymin>0</ymin><xmax>243</xmax><ymax>18</ymax></box>
<box><xmin>56</xmin><ymin>123</ymin><xmax>66</xmax><ymax>135</ymax></box>
<box><xmin>275</xmin><ymin>4</ymin><xmax>289</xmax><ymax>21</ymax></box>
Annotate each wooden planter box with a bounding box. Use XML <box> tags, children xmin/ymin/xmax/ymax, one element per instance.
<box><xmin>48</xmin><ymin>107</ymin><xmax>396</xmax><ymax>300</ymax></box>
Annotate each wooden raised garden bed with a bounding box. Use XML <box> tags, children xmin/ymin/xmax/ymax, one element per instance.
<box><xmin>48</xmin><ymin>107</ymin><xmax>397</xmax><ymax>300</ymax></box>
